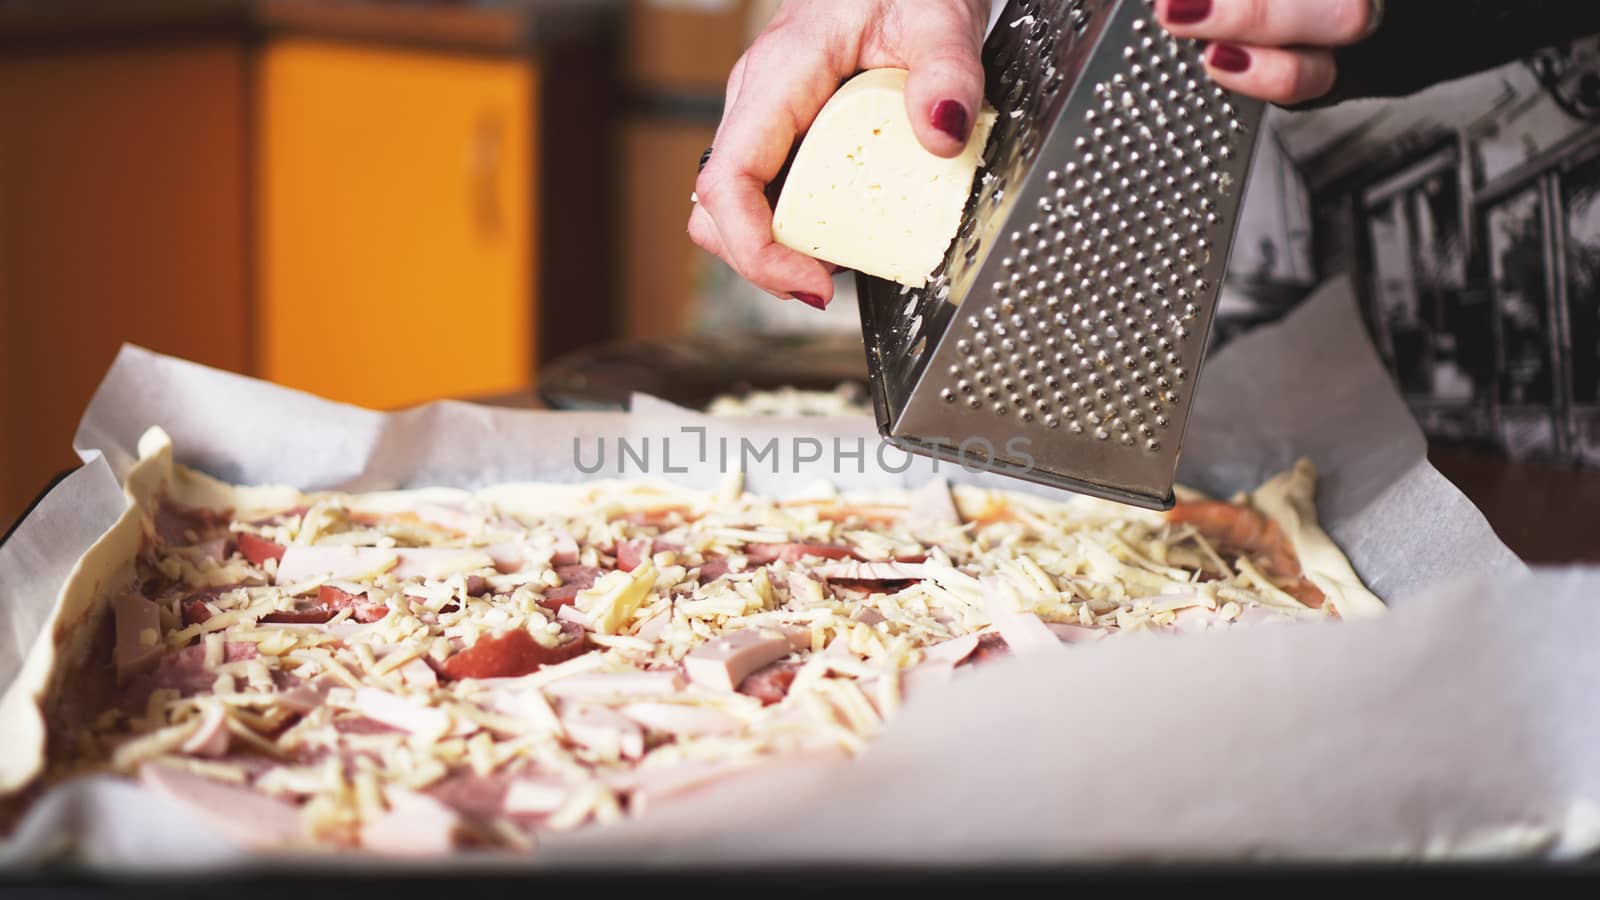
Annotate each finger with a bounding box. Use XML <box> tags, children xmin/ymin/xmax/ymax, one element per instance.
<box><xmin>687</xmin><ymin>204</ymin><xmax>725</xmax><ymax>259</ymax></box>
<box><xmin>695</xmin><ymin>37</ymin><xmax>841</xmax><ymax>303</ymax></box>
<box><xmin>713</xmin><ymin>53</ymin><xmax>751</xmax><ymax>149</ymax></box>
<box><xmin>696</xmin><ymin>165</ymin><xmax>834</xmax><ymax>302</ymax></box>
<box><xmin>690</xmin><ymin>203</ymin><xmax>804</xmax><ymax>304</ymax></box>
<box><xmin>1159</xmin><ymin>0</ymin><xmax>1376</xmax><ymax>48</ymax></box>
<box><xmin>1204</xmin><ymin>43</ymin><xmax>1338</xmax><ymax>106</ymax></box>
<box><xmin>892</xmin><ymin>6</ymin><xmax>988</xmax><ymax>157</ymax></box>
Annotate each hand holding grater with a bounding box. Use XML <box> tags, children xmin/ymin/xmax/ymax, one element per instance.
<box><xmin>854</xmin><ymin>0</ymin><xmax>1264</xmax><ymax>510</ymax></box>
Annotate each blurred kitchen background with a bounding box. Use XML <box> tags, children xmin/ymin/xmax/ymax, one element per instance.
<box><xmin>3</xmin><ymin>0</ymin><xmax>1599</xmax><ymax>529</ymax></box>
<box><xmin>0</xmin><ymin>0</ymin><xmax>816</xmax><ymax>525</ymax></box>
<box><xmin>1220</xmin><ymin>34</ymin><xmax>1600</xmax><ymax>469</ymax></box>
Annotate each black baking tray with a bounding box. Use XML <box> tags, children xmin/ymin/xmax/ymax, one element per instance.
<box><xmin>0</xmin><ymin>467</ymin><xmax>78</xmax><ymax>553</ymax></box>
<box><xmin>2</xmin><ymin>861</ymin><xmax>1599</xmax><ymax>894</ymax></box>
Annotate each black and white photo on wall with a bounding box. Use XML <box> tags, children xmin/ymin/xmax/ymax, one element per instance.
<box><xmin>1221</xmin><ymin>35</ymin><xmax>1600</xmax><ymax>467</ymax></box>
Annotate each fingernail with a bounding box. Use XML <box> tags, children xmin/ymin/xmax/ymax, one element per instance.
<box><xmin>793</xmin><ymin>292</ymin><xmax>828</xmax><ymax>311</ymax></box>
<box><xmin>931</xmin><ymin>100</ymin><xmax>969</xmax><ymax>142</ymax></box>
<box><xmin>1165</xmin><ymin>0</ymin><xmax>1212</xmax><ymax>25</ymax></box>
<box><xmin>1210</xmin><ymin>43</ymin><xmax>1252</xmax><ymax>73</ymax></box>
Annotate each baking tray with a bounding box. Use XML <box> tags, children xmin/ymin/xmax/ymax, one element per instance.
<box><xmin>0</xmin><ymin>457</ymin><xmax>1594</xmax><ymax>887</ymax></box>
<box><xmin>0</xmin><ymin>851</ymin><xmax>1597</xmax><ymax>893</ymax></box>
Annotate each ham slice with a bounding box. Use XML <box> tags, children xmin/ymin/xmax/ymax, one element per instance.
<box><xmin>683</xmin><ymin>628</ymin><xmax>794</xmax><ymax>692</ymax></box>
<box><xmin>353</xmin><ymin>688</ymin><xmax>451</xmax><ymax>739</ymax></box>
<box><xmin>909</xmin><ymin>478</ymin><xmax>962</xmax><ymax>526</ymax></box>
<box><xmin>554</xmin><ymin>564</ymin><xmax>600</xmax><ymax>589</ymax></box>
<box><xmin>986</xmin><ymin>610</ymin><xmax>1064</xmax><ymax>656</ymax></box>
<box><xmin>360</xmin><ymin>787</ymin><xmax>464</xmax><ymax>855</ymax></box>
<box><xmin>615</xmin><ymin>538</ymin><xmax>649</xmax><ymax>573</ymax></box>
<box><xmin>540</xmin><ymin>671</ymin><xmax>684</xmax><ymax>700</ymax></box>
<box><xmin>154</xmin><ymin>498</ymin><xmax>229</xmax><ymax>546</ymax></box>
<box><xmin>850</xmin><ymin>607</ymin><xmax>886</xmax><ymax>626</ymax></box>
<box><xmin>619</xmin><ymin>702</ymin><xmax>743</xmax><ymax>737</ymax></box>
<box><xmin>275</xmin><ymin>544</ymin><xmax>535</xmax><ymax>585</ymax></box>
<box><xmin>983</xmin><ymin>587</ymin><xmax>1073</xmax><ymax>656</ymax></box>
<box><xmin>919</xmin><ymin>633</ymin><xmax>982</xmax><ymax>666</ymax></box>
<box><xmin>550</xmin><ymin>529</ymin><xmax>581</xmax><ymax>566</ymax></box>
<box><xmin>140</xmin><ymin>763</ymin><xmax>303</xmax><ymax>849</ymax></box>
<box><xmin>560</xmin><ymin>704</ymin><xmax>644</xmax><ymax>760</ymax></box>
<box><xmin>180</xmin><ymin>705</ymin><xmax>231</xmax><ymax>757</ymax></box>
<box><xmin>113</xmin><ymin>592</ymin><xmax>163</xmax><ymax>681</ymax></box>
<box><xmin>695</xmin><ymin>556</ymin><xmax>731</xmax><ymax>583</ymax></box>
<box><xmin>398</xmin><ymin>658</ymin><xmax>438</xmax><ymax>690</ymax></box>
<box><xmin>126</xmin><ymin>643</ymin><xmax>258</xmax><ymax>705</ymax></box>
<box><xmin>427</xmin><ymin>772</ymin><xmax>513</xmax><ymax>824</ymax></box>
<box><xmin>634</xmin><ymin>610</ymin><xmax>671</xmax><ymax>642</ymax></box>
<box><xmin>539</xmin><ymin>565</ymin><xmax>601</xmax><ymax>610</ymax></box>
<box><xmin>277</xmin><ymin>677</ymin><xmax>333</xmax><ymax>714</ymax></box>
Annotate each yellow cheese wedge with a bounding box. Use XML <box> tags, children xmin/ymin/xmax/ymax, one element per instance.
<box><xmin>772</xmin><ymin>68</ymin><xmax>998</xmax><ymax>289</ymax></box>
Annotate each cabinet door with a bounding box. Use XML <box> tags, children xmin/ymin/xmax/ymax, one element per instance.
<box><xmin>0</xmin><ymin>42</ymin><xmax>249</xmax><ymax>525</ymax></box>
<box><xmin>258</xmin><ymin>40</ymin><xmax>536</xmax><ymax>410</ymax></box>
<box><xmin>620</xmin><ymin>117</ymin><xmax>717</xmax><ymax>339</ymax></box>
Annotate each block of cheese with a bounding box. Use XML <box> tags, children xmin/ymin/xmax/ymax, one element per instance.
<box><xmin>772</xmin><ymin>68</ymin><xmax>997</xmax><ymax>289</ymax></box>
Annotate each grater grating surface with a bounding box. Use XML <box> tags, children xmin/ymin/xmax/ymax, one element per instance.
<box><xmin>857</xmin><ymin>0</ymin><xmax>1265</xmax><ymax>510</ymax></box>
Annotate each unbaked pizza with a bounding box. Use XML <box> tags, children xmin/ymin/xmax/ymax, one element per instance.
<box><xmin>1</xmin><ymin>427</ymin><xmax>1382</xmax><ymax>853</ymax></box>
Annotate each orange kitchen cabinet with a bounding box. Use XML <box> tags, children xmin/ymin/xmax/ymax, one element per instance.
<box><xmin>257</xmin><ymin>39</ymin><xmax>537</xmax><ymax>410</ymax></box>
<box><xmin>0</xmin><ymin>41</ymin><xmax>250</xmax><ymax>525</ymax></box>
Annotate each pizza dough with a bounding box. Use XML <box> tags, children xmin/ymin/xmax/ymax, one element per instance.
<box><xmin>0</xmin><ymin>426</ymin><xmax>1383</xmax><ymax>851</ymax></box>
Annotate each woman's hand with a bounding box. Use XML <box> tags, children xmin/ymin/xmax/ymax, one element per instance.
<box><xmin>691</xmin><ymin>0</ymin><xmax>1383</xmax><ymax>309</ymax></box>
<box><xmin>688</xmin><ymin>0</ymin><xmax>991</xmax><ymax>310</ymax></box>
<box><xmin>1158</xmin><ymin>0</ymin><xmax>1382</xmax><ymax>106</ymax></box>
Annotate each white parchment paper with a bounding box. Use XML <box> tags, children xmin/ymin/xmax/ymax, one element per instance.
<box><xmin>5</xmin><ymin>276</ymin><xmax>1589</xmax><ymax>870</ymax></box>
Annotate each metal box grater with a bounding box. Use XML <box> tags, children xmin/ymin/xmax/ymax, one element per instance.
<box><xmin>856</xmin><ymin>0</ymin><xmax>1265</xmax><ymax>510</ymax></box>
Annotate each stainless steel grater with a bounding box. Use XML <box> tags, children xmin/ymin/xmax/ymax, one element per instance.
<box><xmin>856</xmin><ymin>0</ymin><xmax>1264</xmax><ymax>510</ymax></box>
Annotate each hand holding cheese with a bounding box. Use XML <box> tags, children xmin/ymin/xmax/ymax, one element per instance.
<box><xmin>771</xmin><ymin>68</ymin><xmax>997</xmax><ymax>289</ymax></box>
<box><xmin>687</xmin><ymin>0</ymin><xmax>992</xmax><ymax>308</ymax></box>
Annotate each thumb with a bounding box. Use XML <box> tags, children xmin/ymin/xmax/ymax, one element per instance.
<box><xmin>900</xmin><ymin>14</ymin><xmax>987</xmax><ymax>158</ymax></box>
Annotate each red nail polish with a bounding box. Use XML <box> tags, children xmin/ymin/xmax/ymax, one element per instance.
<box><xmin>1166</xmin><ymin>0</ymin><xmax>1212</xmax><ymax>25</ymax></box>
<box><xmin>793</xmin><ymin>292</ymin><xmax>828</xmax><ymax>310</ymax></box>
<box><xmin>1210</xmin><ymin>43</ymin><xmax>1252</xmax><ymax>73</ymax></box>
<box><xmin>931</xmin><ymin>100</ymin><xmax>969</xmax><ymax>141</ymax></box>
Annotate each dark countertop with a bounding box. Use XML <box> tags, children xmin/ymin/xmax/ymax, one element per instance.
<box><xmin>1427</xmin><ymin>446</ymin><xmax>1600</xmax><ymax>566</ymax></box>
<box><xmin>0</xmin><ymin>0</ymin><xmax>617</xmax><ymax>53</ymax></box>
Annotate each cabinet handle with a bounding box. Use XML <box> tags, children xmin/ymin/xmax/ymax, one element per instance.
<box><xmin>470</xmin><ymin>111</ymin><xmax>505</xmax><ymax>240</ymax></box>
